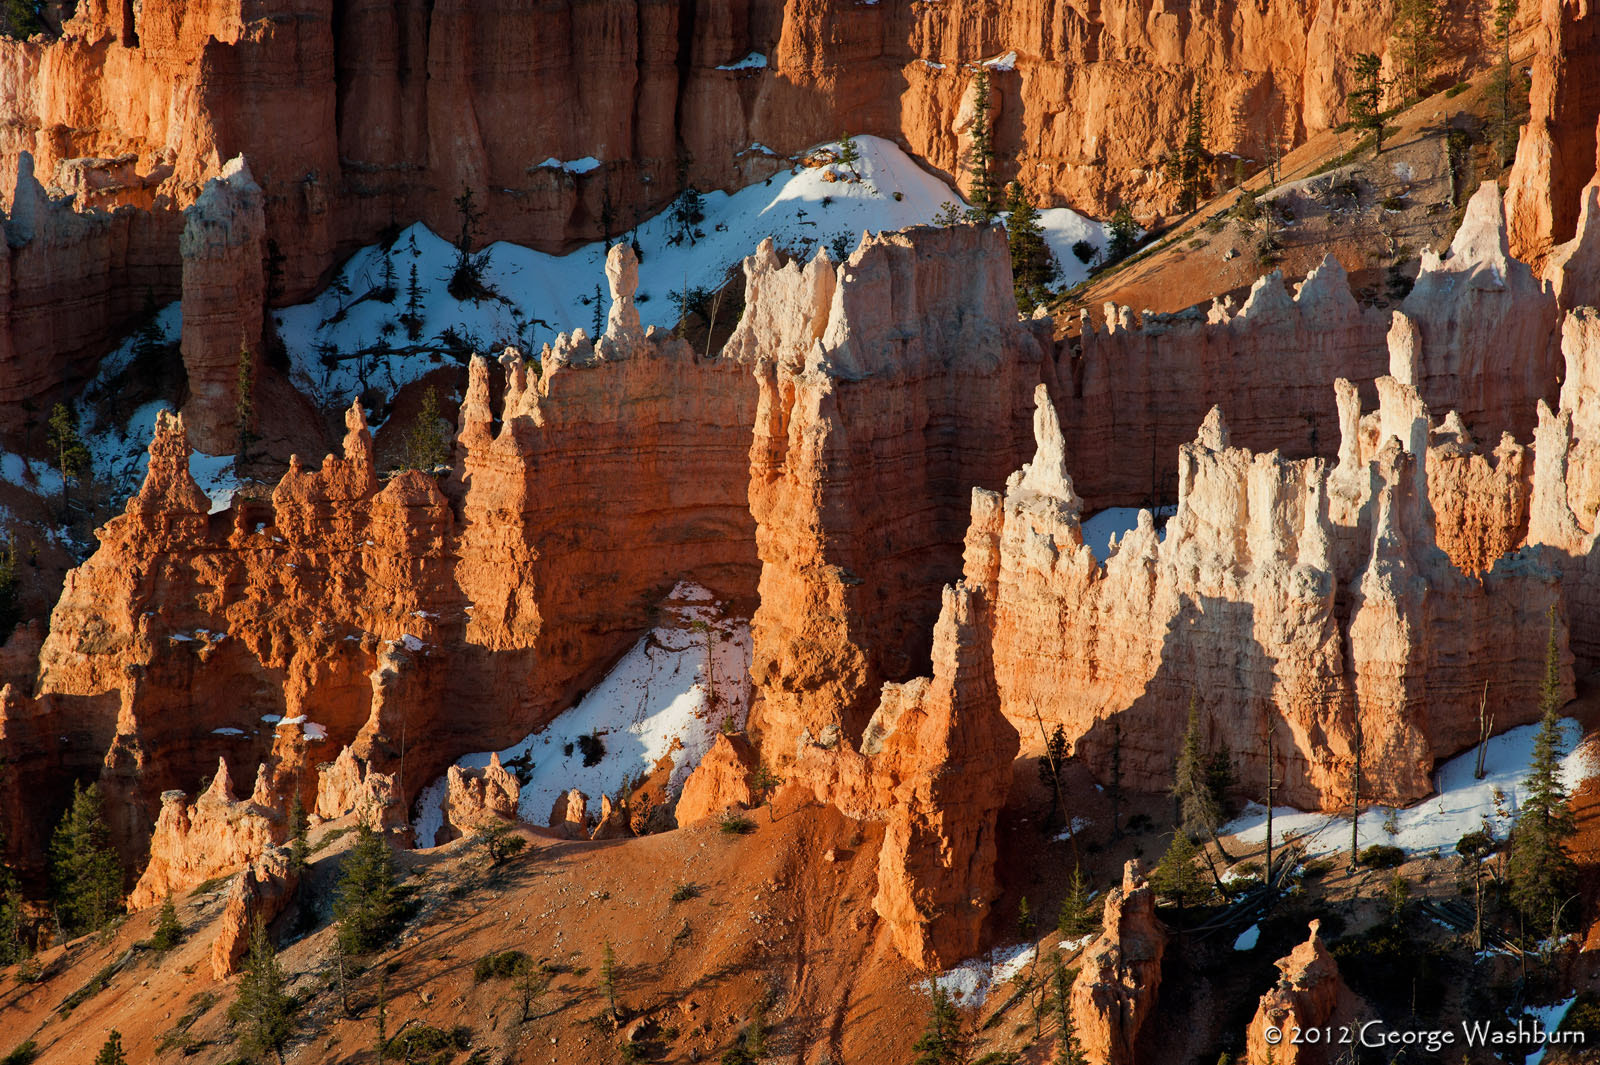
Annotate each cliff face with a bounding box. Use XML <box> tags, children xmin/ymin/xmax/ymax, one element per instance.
<box><xmin>0</xmin><ymin>0</ymin><xmax>1531</xmax><ymax>426</ymax></box>
<box><xmin>742</xmin><ymin>224</ymin><xmax>1049</xmax><ymax>762</ymax></box>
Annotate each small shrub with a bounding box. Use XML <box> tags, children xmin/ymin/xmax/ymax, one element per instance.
<box><xmin>0</xmin><ymin>1041</ymin><xmax>38</xmax><ymax>1065</ymax></box>
<box><xmin>1360</xmin><ymin>844</ymin><xmax>1406</xmax><ymax>869</ymax></box>
<box><xmin>1381</xmin><ymin>194</ymin><xmax>1407</xmax><ymax>212</ymax></box>
<box><xmin>670</xmin><ymin>882</ymin><xmax>700</xmax><ymax>903</ymax></box>
<box><xmin>1444</xmin><ymin>82</ymin><xmax>1470</xmax><ymax>98</ymax></box>
<box><xmin>61</xmin><ymin>962</ymin><xmax>117</xmax><ymax>1012</ymax></box>
<box><xmin>1070</xmin><ymin>239</ymin><xmax>1096</xmax><ymax>264</ymax></box>
<box><xmin>473</xmin><ymin>950</ymin><xmax>532</xmax><ymax>983</ymax></box>
<box><xmin>383</xmin><ymin>1024</ymin><xmax>471</xmax><ymax>1063</ymax></box>
<box><xmin>892</xmin><ymin>191</ymin><xmax>904</xmax><ymax>201</ymax></box>
<box><xmin>1300</xmin><ymin>857</ymin><xmax>1336</xmax><ymax>879</ymax></box>
<box><xmin>577</xmin><ymin>731</ymin><xmax>606</xmax><ymax>768</ymax></box>
<box><xmin>719</xmin><ymin>811</ymin><xmax>756</xmax><ymax>836</ymax></box>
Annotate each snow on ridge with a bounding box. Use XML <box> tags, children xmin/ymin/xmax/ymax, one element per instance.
<box><xmin>535</xmin><ymin>156</ymin><xmax>602</xmax><ymax>175</ymax></box>
<box><xmin>411</xmin><ymin>580</ymin><xmax>753</xmax><ymax>848</ymax></box>
<box><xmin>1222</xmin><ymin>717</ymin><xmax>1597</xmax><ymax>857</ymax></box>
<box><xmin>982</xmin><ymin>50</ymin><xmax>1018</xmax><ymax>71</ymax></box>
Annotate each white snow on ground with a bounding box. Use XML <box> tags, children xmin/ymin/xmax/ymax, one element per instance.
<box><xmin>1523</xmin><ymin>997</ymin><xmax>1577</xmax><ymax>1065</ymax></box>
<box><xmin>983</xmin><ymin>50</ymin><xmax>1018</xmax><ymax>71</ymax></box>
<box><xmin>1222</xmin><ymin>718</ymin><xmax>1596</xmax><ymax>857</ymax></box>
<box><xmin>1234</xmin><ymin>924</ymin><xmax>1261</xmax><ymax>951</ymax></box>
<box><xmin>272</xmin><ymin>136</ymin><xmax>1111</xmax><ymax>409</ymax></box>
<box><xmin>0</xmin><ymin>452</ymin><xmax>63</xmax><ymax>497</ymax></box>
<box><xmin>716</xmin><ymin>51</ymin><xmax>768</xmax><ymax>70</ymax></box>
<box><xmin>1079</xmin><ymin>505</ymin><xmax>1176</xmax><ymax>562</ymax></box>
<box><xmin>411</xmin><ymin>581</ymin><xmax>752</xmax><ymax>847</ymax></box>
<box><xmin>1037</xmin><ymin>207</ymin><xmax>1113</xmax><ymax>290</ymax></box>
<box><xmin>924</xmin><ymin>942</ymin><xmax>1037</xmax><ymax>1008</ymax></box>
<box><xmin>1052</xmin><ymin>816</ymin><xmax>1093</xmax><ymax>841</ymax></box>
<box><xmin>1059</xmin><ymin>933</ymin><xmax>1095</xmax><ymax>953</ymax></box>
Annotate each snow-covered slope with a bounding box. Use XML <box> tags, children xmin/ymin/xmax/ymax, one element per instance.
<box><xmin>412</xmin><ymin>582</ymin><xmax>752</xmax><ymax>846</ymax></box>
<box><xmin>1223</xmin><ymin>718</ymin><xmax>1596</xmax><ymax>856</ymax></box>
<box><xmin>274</xmin><ymin>136</ymin><xmax>1109</xmax><ymax>407</ymax></box>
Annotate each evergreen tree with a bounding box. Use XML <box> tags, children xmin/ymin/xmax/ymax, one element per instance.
<box><xmin>964</xmin><ymin>69</ymin><xmax>1000</xmax><ymax>222</ymax></box>
<box><xmin>1057</xmin><ymin>865</ymin><xmax>1098</xmax><ymax>939</ymax></box>
<box><xmin>1507</xmin><ymin>611</ymin><xmax>1578</xmax><ymax>937</ymax></box>
<box><xmin>1165</xmin><ymin>81</ymin><xmax>1211</xmax><ymax>212</ymax></box>
<box><xmin>0</xmin><ymin>826</ymin><xmax>25</xmax><ymax>965</ymax></box>
<box><xmin>1172</xmin><ymin>692</ymin><xmax>1233</xmax><ymax>859</ymax></box>
<box><xmin>932</xmin><ymin>201</ymin><xmax>966</xmax><ymax>227</ymax></box>
<box><xmin>1018</xmin><ymin>896</ymin><xmax>1036</xmax><ymax>938</ymax></box>
<box><xmin>592</xmin><ymin>282</ymin><xmax>606</xmax><ymax>337</ymax></box>
<box><xmin>401</xmin><ymin>263</ymin><xmax>425</xmax><ymax>342</ymax></box>
<box><xmin>1347</xmin><ymin>53</ymin><xmax>1387</xmax><ymax>157</ymax></box>
<box><xmin>287</xmin><ymin>793</ymin><xmax>309</xmax><ymax>876</ymax></box>
<box><xmin>379</xmin><ymin>252</ymin><xmax>398</xmax><ymax>303</ymax></box>
<box><xmin>0</xmin><ymin>536</ymin><xmax>22</xmax><ymax>637</ymax></box>
<box><xmin>93</xmin><ymin>1031</ymin><xmax>128</xmax><ymax>1065</ymax></box>
<box><xmin>1050</xmin><ymin>959</ymin><xmax>1087</xmax><ymax>1065</ymax></box>
<box><xmin>235</xmin><ymin>336</ymin><xmax>257</xmax><ymax>467</ymax></box>
<box><xmin>1038</xmin><ymin>722</ymin><xmax>1070</xmax><ymax>819</ymax></box>
<box><xmin>1390</xmin><ymin>0</ymin><xmax>1441</xmax><ymax>101</ymax></box>
<box><xmin>400</xmin><ymin>386</ymin><xmax>451</xmax><ymax>472</ymax></box>
<box><xmin>449</xmin><ymin>186</ymin><xmax>491</xmax><ymax>301</ymax></box>
<box><xmin>1105</xmin><ymin>205</ymin><xmax>1140</xmax><ymax>263</ymax></box>
<box><xmin>1491</xmin><ymin>0</ymin><xmax>1520</xmax><ymax>163</ymax></box>
<box><xmin>150</xmin><ymin>894</ymin><xmax>183</xmax><ymax>951</ymax></box>
<box><xmin>837</xmin><ymin>132</ymin><xmax>861</xmax><ymax>173</ymax></box>
<box><xmin>911</xmin><ymin>983</ymin><xmax>968</xmax><ymax>1065</ymax></box>
<box><xmin>333</xmin><ymin>822</ymin><xmax>401</xmax><ymax>956</ymax></box>
<box><xmin>49</xmin><ymin>781</ymin><xmax>122</xmax><ymax>937</ymax></box>
<box><xmin>1152</xmin><ymin>830</ymin><xmax>1207</xmax><ymax>911</ymax></box>
<box><xmin>0</xmin><ymin>0</ymin><xmax>42</xmax><ymax>39</ymax></box>
<box><xmin>228</xmin><ymin>917</ymin><xmax>295</xmax><ymax>1065</ymax></box>
<box><xmin>599</xmin><ymin>939</ymin><xmax>620</xmax><ymax>1020</ymax></box>
<box><xmin>1006</xmin><ymin>182</ymin><xmax>1058</xmax><ymax>314</ymax></box>
<box><xmin>44</xmin><ymin>402</ymin><xmax>91</xmax><ymax>511</ymax></box>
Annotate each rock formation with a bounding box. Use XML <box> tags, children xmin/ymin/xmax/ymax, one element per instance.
<box><xmin>210</xmin><ymin>846</ymin><xmax>299</xmax><ymax>980</ymax></box>
<box><xmin>1070</xmin><ymin>861</ymin><xmax>1167</xmax><ymax>1065</ymax></box>
<box><xmin>970</xmin><ymin>350</ymin><xmax>1567</xmax><ymax>809</ymax></box>
<box><xmin>1505</xmin><ymin>0</ymin><xmax>1600</xmax><ymax>268</ymax></box>
<box><xmin>1244</xmin><ymin>921</ymin><xmax>1364</xmax><ymax>1065</ymax></box>
<box><xmin>870</xmin><ymin>582</ymin><xmax>1018</xmax><ymax>970</ymax></box>
<box><xmin>675</xmin><ymin>732</ymin><xmax>759</xmax><ymax>827</ymax></box>
<box><xmin>179</xmin><ymin>155</ymin><xmax>265</xmax><ymax>454</ymax></box>
<box><xmin>743</xmin><ymin>224</ymin><xmax>1049</xmax><ymax>763</ymax></box>
<box><xmin>433</xmin><ymin>753</ymin><xmax>521</xmax><ymax>845</ymax></box>
<box><xmin>127</xmin><ymin>758</ymin><xmax>288</xmax><ymax>910</ymax></box>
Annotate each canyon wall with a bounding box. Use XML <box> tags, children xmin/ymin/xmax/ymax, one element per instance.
<box><xmin>0</xmin><ymin>0</ymin><xmax>1530</xmax><ymax>423</ymax></box>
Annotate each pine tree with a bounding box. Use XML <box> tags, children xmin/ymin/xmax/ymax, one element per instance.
<box><xmin>400</xmin><ymin>386</ymin><xmax>450</xmax><ymax>472</ymax></box>
<box><xmin>932</xmin><ymin>201</ymin><xmax>966</xmax><ymax>227</ymax></box>
<box><xmin>1057</xmin><ymin>865</ymin><xmax>1098</xmax><ymax>939</ymax></box>
<box><xmin>1018</xmin><ymin>896</ymin><xmax>1036</xmax><ymax>938</ymax></box>
<box><xmin>287</xmin><ymin>793</ymin><xmax>309</xmax><ymax>876</ymax></box>
<box><xmin>599</xmin><ymin>939</ymin><xmax>620</xmax><ymax>1021</ymax></box>
<box><xmin>0</xmin><ymin>0</ymin><xmax>42</xmax><ymax>39</ymax></box>
<box><xmin>0</xmin><ymin>536</ymin><xmax>22</xmax><ymax>637</ymax></box>
<box><xmin>1038</xmin><ymin>722</ymin><xmax>1070</xmax><ymax>820</ymax></box>
<box><xmin>228</xmin><ymin>917</ymin><xmax>295</xmax><ymax>1065</ymax></box>
<box><xmin>1105</xmin><ymin>205</ymin><xmax>1140</xmax><ymax>263</ymax></box>
<box><xmin>1051</xmin><ymin>958</ymin><xmax>1087</xmax><ymax>1065</ymax></box>
<box><xmin>93</xmin><ymin>1031</ymin><xmax>129</xmax><ymax>1065</ymax></box>
<box><xmin>379</xmin><ymin>252</ymin><xmax>398</xmax><ymax>303</ymax></box>
<box><xmin>333</xmin><ymin>822</ymin><xmax>401</xmax><ymax>956</ymax></box>
<box><xmin>1347</xmin><ymin>53</ymin><xmax>1387</xmax><ymax>157</ymax></box>
<box><xmin>235</xmin><ymin>335</ymin><xmax>257</xmax><ymax>467</ymax></box>
<box><xmin>401</xmin><ymin>262</ymin><xmax>425</xmax><ymax>341</ymax></box>
<box><xmin>1006</xmin><ymin>182</ymin><xmax>1058</xmax><ymax>314</ymax></box>
<box><xmin>838</xmin><ymin>132</ymin><xmax>861</xmax><ymax>173</ymax></box>
<box><xmin>1491</xmin><ymin>0</ymin><xmax>1520</xmax><ymax>163</ymax></box>
<box><xmin>150</xmin><ymin>894</ymin><xmax>183</xmax><ymax>951</ymax></box>
<box><xmin>911</xmin><ymin>983</ymin><xmax>968</xmax><ymax>1065</ymax></box>
<box><xmin>49</xmin><ymin>780</ymin><xmax>122</xmax><ymax>937</ymax></box>
<box><xmin>1152</xmin><ymin>830</ymin><xmax>1207</xmax><ymax>911</ymax></box>
<box><xmin>592</xmin><ymin>282</ymin><xmax>606</xmax><ymax>337</ymax></box>
<box><xmin>1165</xmin><ymin>81</ymin><xmax>1211</xmax><ymax>212</ymax></box>
<box><xmin>1172</xmin><ymin>692</ymin><xmax>1233</xmax><ymax>860</ymax></box>
<box><xmin>0</xmin><ymin>826</ymin><xmax>25</xmax><ymax>965</ymax></box>
<box><xmin>964</xmin><ymin>69</ymin><xmax>1000</xmax><ymax>222</ymax></box>
<box><xmin>44</xmin><ymin>402</ymin><xmax>90</xmax><ymax>511</ymax></box>
<box><xmin>1390</xmin><ymin>0</ymin><xmax>1441</xmax><ymax>101</ymax></box>
<box><xmin>1507</xmin><ymin>611</ymin><xmax>1578</xmax><ymax>937</ymax></box>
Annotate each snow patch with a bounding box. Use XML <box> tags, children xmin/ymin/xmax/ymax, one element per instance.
<box><xmin>1079</xmin><ymin>506</ymin><xmax>1175</xmax><ymax>562</ymax></box>
<box><xmin>1234</xmin><ymin>924</ymin><xmax>1261</xmax><ymax>951</ymax></box>
<box><xmin>412</xmin><ymin>581</ymin><xmax>753</xmax><ymax>847</ymax></box>
<box><xmin>211</xmin><ymin>727</ymin><xmax>246</xmax><ymax>737</ymax></box>
<box><xmin>535</xmin><ymin>157</ymin><xmax>602</xmax><ymax>175</ymax></box>
<box><xmin>1523</xmin><ymin>997</ymin><xmax>1577</xmax><ymax>1065</ymax></box>
<box><xmin>1223</xmin><ymin>718</ymin><xmax>1596</xmax><ymax>856</ymax></box>
<box><xmin>1053</xmin><ymin>816</ymin><xmax>1093</xmax><ymax>841</ymax></box>
<box><xmin>983</xmin><ymin>50</ymin><xmax>1018</xmax><ymax>71</ymax></box>
<box><xmin>716</xmin><ymin>52</ymin><xmax>768</xmax><ymax>71</ymax></box>
<box><xmin>1059</xmin><ymin>934</ymin><xmax>1095</xmax><ymax>953</ymax></box>
<box><xmin>925</xmin><ymin>942</ymin><xmax>1036</xmax><ymax>1007</ymax></box>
